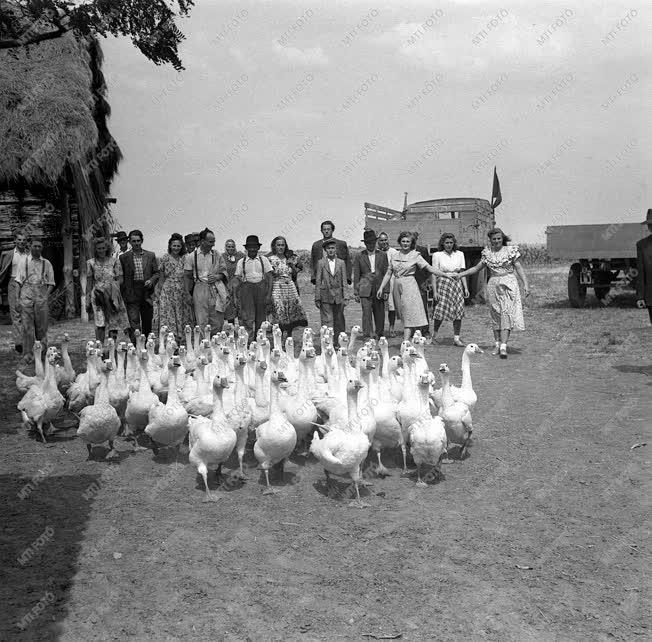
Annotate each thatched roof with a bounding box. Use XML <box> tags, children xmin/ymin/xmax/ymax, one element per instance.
<box><xmin>0</xmin><ymin>31</ymin><xmax>121</xmax><ymax>189</ymax></box>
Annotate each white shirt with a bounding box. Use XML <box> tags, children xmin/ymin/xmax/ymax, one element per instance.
<box><xmin>11</xmin><ymin>247</ymin><xmax>29</xmax><ymax>280</ymax></box>
<box><xmin>432</xmin><ymin>250</ymin><xmax>466</xmax><ymax>272</ymax></box>
<box><xmin>16</xmin><ymin>255</ymin><xmax>55</xmax><ymax>286</ymax></box>
<box><xmin>235</xmin><ymin>254</ymin><xmax>272</xmax><ymax>283</ymax></box>
<box><xmin>367</xmin><ymin>251</ymin><xmax>376</xmax><ymax>272</ymax></box>
<box><xmin>327</xmin><ymin>258</ymin><xmax>336</xmax><ymax>276</ymax></box>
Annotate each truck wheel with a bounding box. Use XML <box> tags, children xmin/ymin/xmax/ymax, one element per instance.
<box><xmin>568</xmin><ymin>263</ymin><xmax>586</xmax><ymax>307</ymax></box>
<box><xmin>594</xmin><ymin>286</ymin><xmax>610</xmax><ymax>300</ymax></box>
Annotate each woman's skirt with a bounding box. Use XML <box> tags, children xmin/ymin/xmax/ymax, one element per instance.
<box><xmin>486</xmin><ymin>274</ymin><xmax>525</xmax><ymax>331</ymax></box>
<box><xmin>395</xmin><ymin>276</ymin><xmax>427</xmax><ymax>327</ymax></box>
<box><xmin>270</xmin><ymin>278</ymin><xmax>308</xmax><ymax>332</ymax></box>
<box><xmin>433</xmin><ymin>276</ymin><xmax>465</xmax><ymax>321</ymax></box>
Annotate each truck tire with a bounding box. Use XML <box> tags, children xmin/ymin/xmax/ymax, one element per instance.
<box><xmin>594</xmin><ymin>286</ymin><xmax>610</xmax><ymax>300</ymax></box>
<box><xmin>568</xmin><ymin>263</ymin><xmax>586</xmax><ymax>307</ymax></box>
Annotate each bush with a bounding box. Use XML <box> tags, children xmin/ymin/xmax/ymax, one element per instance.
<box><xmin>517</xmin><ymin>243</ymin><xmax>556</xmax><ymax>266</ymax></box>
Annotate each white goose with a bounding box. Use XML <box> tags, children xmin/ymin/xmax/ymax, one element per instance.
<box><xmin>431</xmin><ymin>343</ymin><xmax>484</xmax><ymax>410</ymax></box>
<box><xmin>437</xmin><ymin>363</ymin><xmax>473</xmax><ymax>458</ymax></box>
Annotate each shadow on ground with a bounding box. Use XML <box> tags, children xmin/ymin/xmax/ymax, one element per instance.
<box><xmin>0</xmin><ymin>473</ymin><xmax>101</xmax><ymax>641</ymax></box>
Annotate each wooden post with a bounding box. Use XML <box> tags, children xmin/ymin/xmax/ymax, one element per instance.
<box><xmin>61</xmin><ymin>192</ymin><xmax>75</xmax><ymax>318</ymax></box>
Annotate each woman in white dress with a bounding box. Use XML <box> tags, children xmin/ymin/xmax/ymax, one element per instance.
<box><xmin>458</xmin><ymin>228</ymin><xmax>530</xmax><ymax>358</ymax></box>
<box><xmin>431</xmin><ymin>233</ymin><xmax>468</xmax><ymax>346</ymax></box>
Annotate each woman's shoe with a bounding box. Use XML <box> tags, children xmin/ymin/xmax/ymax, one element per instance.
<box><xmin>453</xmin><ymin>337</ymin><xmax>464</xmax><ymax>347</ymax></box>
<box><xmin>499</xmin><ymin>345</ymin><xmax>508</xmax><ymax>359</ymax></box>
<box><xmin>491</xmin><ymin>344</ymin><xmax>500</xmax><ymax>355</ymax></box>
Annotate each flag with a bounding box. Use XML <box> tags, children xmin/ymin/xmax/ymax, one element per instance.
<box><xmin>491</xmin><ymin>166</ymin><xmax>502</xmax><ymax>209</ymax></box>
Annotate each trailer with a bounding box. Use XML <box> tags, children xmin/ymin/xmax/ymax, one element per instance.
<box><xmin>364</xmin><ymin>196</ymin><xmax>495</xmax><ymax>300</ymax></box>
<box><xmin>545</xmin><ymin>223</ymin><xmax>645</xmax><ymax>307</ymax></box>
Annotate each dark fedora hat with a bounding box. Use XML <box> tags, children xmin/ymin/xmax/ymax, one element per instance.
<box><xmin>361</xmin><ymin>229</ymin><xmax>378</xmax><ymax>243</ymax></box>
<box><xmin>643</xmin><ymin>209</ymin><xmax>652</xmax><ymax>224</ymax></box>
<box><xmin>244</xmin><ymin>234</ymin><xmax>262</xmax><ymax>248</ymax></box>
<box><xmin>322</xmin><ymin>237</ymin><xmax>337</xmax><ymax>248</ymax></box>
<box><xmin>114</xmin><ymin>230</ymin><xmax>128</xmax><ymax>241</ymax></box>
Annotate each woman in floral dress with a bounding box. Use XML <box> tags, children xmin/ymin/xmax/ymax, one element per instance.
<box><xmin>152</xmin><ymin>233</ymin><xmax>192</xmax><ymax>343</ymax></box>
<box><xmin>377</xmin><ymin>231</ymin><xmax>452</xmax><ymax>341</ymax></box>
<box><xmin>223</xmin><ymin>239</ymin><xmax>244</xmax><ymax>325</ymax></box>
<box><xmin>267</xmin><ymin>236</ymin><xmax>307</xmax><ymax>340</ymax></box>
<box><xmin>86</xmin><ymin>236</ymin><xmax>129</xmax><ymax>344</ymax></box>
<box><xmin>458</xmin><ymin>228</ymin><xmax>531</xmax><ymax>358</ymax></box>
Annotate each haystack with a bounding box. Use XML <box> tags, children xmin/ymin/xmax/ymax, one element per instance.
<box><xmin>0</xmin><ymin>31</ymin><xmax>122</xmax><ymax>319</ymax></box>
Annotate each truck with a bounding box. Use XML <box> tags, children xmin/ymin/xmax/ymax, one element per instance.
<box><xmin>545</xmin><ymin>223</ymin><xmax>644</xmax><ymax>307</ymax></box>
<box><xmin>364</xmin><ymin>196</ymin><xmax>494</xmax><ymax>300</ymax></box>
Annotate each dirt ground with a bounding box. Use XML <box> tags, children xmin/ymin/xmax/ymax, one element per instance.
<box><xmin>1</xmin><ymin>266</ymin><xmax>650</xmax><ymax>641</ymax></box>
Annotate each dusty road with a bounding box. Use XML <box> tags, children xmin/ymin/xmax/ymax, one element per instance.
<box><xmin>1</xmin><ymin>266</ymin><xmax>650</xmax><ymax>641</ymax></box>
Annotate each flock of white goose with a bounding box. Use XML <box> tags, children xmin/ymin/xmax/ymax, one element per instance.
<box><xmin>15</xmin><ymin>323</ymin><xmax>483</xmax><ymax>507</ymax></box>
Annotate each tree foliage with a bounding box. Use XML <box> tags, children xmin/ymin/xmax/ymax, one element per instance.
<box><xmin>0</xmin><ymin>0</ymin><xmax>195</xmax><ymax>69</ymax></box>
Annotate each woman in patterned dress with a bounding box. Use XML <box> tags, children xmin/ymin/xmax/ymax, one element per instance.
<box><xmin>86</xmin><ymin>236</ymin><xmax>129</xmax><ymax>345</ymax></box>
<box><xmin>377</xmin><ymin>231</ymin><xmax>452</xmax><ymax>341</ymax></box>
<box><xmin>267</xmin><ymin>236</ymin><xmax>307</xmax><ymax>340</ymax></box>
<box><xmin>431</xmin><ymin>233</ymin><xmax>469</xmax><ymax>346</ymax></box>
<box><xmin>458</xmin><ymin>228</ymin><xmax>530</xmax><ymax>358</ymax></box>
<box><xmin>223</xmin><ymin>239</ymin><xmax>244</xmax><ymax>325</ymax></box>
<box><xmin>152</xmin><ymin>233</ymin><xmax>192</xmax><ymax>343</ymax></box>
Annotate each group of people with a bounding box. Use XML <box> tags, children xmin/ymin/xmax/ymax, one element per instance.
<box><xmin>4</xmin><ymin>219</ymin><xmax>538</xmax><ymax>362</ymax></box>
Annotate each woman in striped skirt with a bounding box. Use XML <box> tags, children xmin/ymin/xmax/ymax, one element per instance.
<box><xmin>430</xmin><ymin>233</ymin><xmax>468</xmax><ymax>346</ymax></box>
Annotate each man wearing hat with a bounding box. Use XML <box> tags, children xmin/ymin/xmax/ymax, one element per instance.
<box><xmin>314</xmin><ymin>237</ymin><xmax>347</xmax><ymax>345</ymax></box>
<box><xmin>184</xmin><ymin>233</ymin><xmax>199</xmax><ymax>254</ymax></box>
<box><xmin>232</xmin><ymin>235</ymin><xmax>273</xmax><ymax>341</ymax></box>
<box><xmin>636</xmin><ymin>209</ymin><xmax>652</xmax><ymax>324</ymax></box>
<box><xmin>112</xmin><ymin>231</ymin><xmax>129</xmax><ymax>258</ymax></box>
<box><xmin>354</xmin><ymin>229</ymin><xmax>390</xmax><ymax>339</ymax></box>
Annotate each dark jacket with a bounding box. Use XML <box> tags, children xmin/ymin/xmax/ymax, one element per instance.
<box><xmin>353</xmin><ymin>250</ymin><xmax>389</xmax><ymax>298</ymax></box>
<box><xmin>314</xmin><ymin>257</ymin><xmax>347</xmax><ymax>305</ymax></box>
<box><xmin>636</xmin><ymin>234</ymin><xmax>652</xmax><ymax>305</ymax></box>
<box><xmin>119</xmin><ymin>249</ymin><xmax>159</xmax><ymax>304</ymax></box>
<box><xmin>311</xmin><ymin>238</ymin><xmax>351</xmax><ymax>283</ymax></box>
<box><xmin>414</xmin><ymin>244</ymin><xmax>431</xmax><ymax>287</ymax></box>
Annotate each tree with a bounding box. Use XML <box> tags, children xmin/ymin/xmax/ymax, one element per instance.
<box><xmin>0</xmin><ymin>0</ymin><xmax>195</xmax><ymax>70</ymax></box>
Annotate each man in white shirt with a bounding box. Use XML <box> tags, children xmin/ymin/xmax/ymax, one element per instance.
<box><xmin>2</xmin><ymin>230</ymin><xmax>30</xmax><ymax>353</ymax></box>
<box><xmin>232</xmin><ymin>235</ymin><xmax>273</xmax><ymax>343</ymax></box>
<box><xmin>16</xmin><ymin>237</ymin><xmax>55</xmax><ymax>362</ymax></box>
<box><xmin>184</xmin><ymin>228</ymin><xmax>228</xmax><ymax>332</ymax></box>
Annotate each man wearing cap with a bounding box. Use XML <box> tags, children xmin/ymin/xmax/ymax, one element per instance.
<box><xmin>17</xmin><ymin>237</ymin><xmax>55</xmax><ymax>363</ymax></box>
<box><xmin>112</xmin><ymin>231</ymin><xmax>129</xmax><ymax>259</ymax></box>
<box><xmin>310</xmin><ymin>220</ymin><xmax>352</xmax><ymax>285</ymax></box>
<box><xmin>636</xmin><ymin>209</ymin><xmax>652</xmax><ymax>324</ymax></box>
<box><xmin>315</xmin><ymin>237</ymin><xmax>347</xmax><ymax>345</ymax></box>
<box><xmin>184</xmin><ymin>227</ymin><xmax>228</xmax><ymax>332</ymax></box>
<box><xmin>184</xmin><ymin>233</ymin><xmax>199</xmax><ymax>254</ymax></box>
<box><xmin>232</xmin><ymin>235</ymin><xmax>273</xmax><ymax>341</ymax></box>
<box><xmin>0</xmin><ymin>229</ymin><xmax>29</xmax><ymax>353</ymax></box>
<box><xmin>354</xmin><ymin>229</ymin><xmax>390</xmax><ymax>339</ymax></box>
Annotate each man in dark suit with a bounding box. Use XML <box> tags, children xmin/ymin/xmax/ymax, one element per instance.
<box><xmin>354</xmin><ymin>229</ymin><xmax>390</xmax><ymax>339</ymax></box>
<box><xmin>315</xmin><ymin>238</ymin><xmax>347</xmax><ymax>345</ymax></box>
<box><xmin>636</xmin><ymin>209</ymin><xmax>652</xmax><ymax>324</ymax></box>
<box><xmin>119</xmin><ymin>229</ymin><xmax>159</xmax><ymax>343</ymax></box>
<box><xmin>413</xmin><ymin>232</ymin><xmax>432</xmax><ymax>340</ymax></box>
<box><xmin>311</xmin><ymin>220</ymin><xmax>351</xmax><ymax>285</ymax></box>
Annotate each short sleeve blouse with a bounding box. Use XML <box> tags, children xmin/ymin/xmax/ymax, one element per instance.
<box><xmin>481</xmin><ymin>245</ymin><xmax>521</xmax><ymax>275</ymax></box>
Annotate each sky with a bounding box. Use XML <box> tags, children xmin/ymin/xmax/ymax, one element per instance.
<box><xmin>101</xmin><ymin>0</ymin><xmax>651</xmax><ymax>252</ymax></box>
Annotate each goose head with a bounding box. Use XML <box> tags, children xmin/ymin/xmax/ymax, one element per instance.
<box><xmin>346</xmin><ymin>378</ymin><xmax>364</xmax><ymax>394</ymax></box>
<box><xmin>465</xmin><ymin>343</ymin><xmax>484</xmax><ymax>355</ymax></box>
<box><xmin>235</xmin><ymin>352</ymin><xmax>247</xmax><ymax>368</ymax></box>
<box><xmin>271</xmin><ymin>369</ymin><xmax>288</xmax><ymax>384</ymax></box>
<box><xmin>212</xmin><ymin>375</ymin><xmax>229</xmax><ymax>391</ymax></box>
<box><xmin>388</xmin><ymin>355</ymin><xmax>403</xmax><ymax>373</ymax></box>
<box><xmin>438</xmin><ymin>363</ymin><xmax>450</xmax><ymax>375</ymax></box>
<box><xmin>418</xmin><ymin>372</ymin><xmax>431</xmax><ymax>387</ymax></box>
